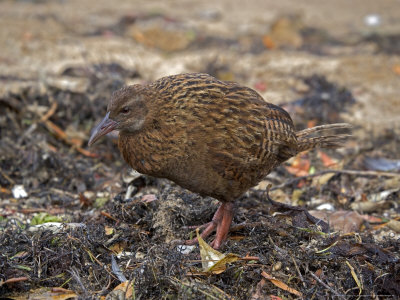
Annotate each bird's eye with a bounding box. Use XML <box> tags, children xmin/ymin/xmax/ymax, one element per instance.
<box><xmin>121</xmin><ymin>107</ymin><xmax>130</xmax><ymax>114</ymax></box>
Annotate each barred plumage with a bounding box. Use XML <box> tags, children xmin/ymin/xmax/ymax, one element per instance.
<box><xmin>89</xmin><ymin>72</ymin><xmax>350</xmax><ymax>248</ymax></box>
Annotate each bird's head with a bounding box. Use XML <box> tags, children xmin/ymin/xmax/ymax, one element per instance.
<box><xmin>88</xmin><ymin>85</ymin><xmax>151</xmax><ymax>146</ymax></box>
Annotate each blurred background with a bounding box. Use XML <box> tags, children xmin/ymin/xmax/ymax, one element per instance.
<box><xmin>1</xmin><ymin>0</ymin><xmax>400</xmax><ymax>128</ymax></box>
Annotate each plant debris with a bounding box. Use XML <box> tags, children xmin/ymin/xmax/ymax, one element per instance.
<box><xmin>1</xmin><ymin>1</ymin><xmax>400</xmax><ymax>299</ymax></box>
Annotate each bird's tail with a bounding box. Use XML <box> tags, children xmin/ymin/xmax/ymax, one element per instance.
<box><xmin>296</xmin><ymin>123</ymin><xmax>352</xmax><ymax>153</ymax></box>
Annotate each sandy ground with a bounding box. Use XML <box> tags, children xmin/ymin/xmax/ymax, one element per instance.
<box><xmin>1</xmin><ymin>0</ymin><xmax>400</xmax><ymax>130</ymax></box>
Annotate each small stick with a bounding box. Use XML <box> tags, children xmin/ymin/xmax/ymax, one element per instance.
<box><xmin>271</xmin><ymin>169</ymin><xmax>400</xmax><ymax>191</ymax></box>
<box><xmin>0</xmin><ymin>167</ymin><xmax>15</xmax><ymax>185</ymax></box>
<box><xmin>242</xmin><ymin>253</ymin><xmax>260</xmax><ymax>261</ymax></box>
<box><xmin>2</xmin><ymin>277</ymin><xmax>29</xmax><ymax>285</ymax></box>
<box><xmin>17</xmin><ymin>94</ymin><xmax>57</xmax><ymax>146</ymax></box>
<box><xmin>39</xmin><ymin>98</ymin><xmax>58</xmax><ymax>122</ymax></box>
<box><xmin>43</xmin><ymin>120</ymin><xmax>97</xmax><ymax>157</ymax></box>
<box><xmin>309</xmin><ymin>271</ymin><xmax>344</xmax><ymax>299</ymax></box>
<box><xmin>101</xmin><ymin>211</ymin><xmax>119</xmax><ymax>223</ymax></box>
<box><xmin>292</xmin><ymin>256</ymin><xmax>306</xmax><ymax>288</ymax></box>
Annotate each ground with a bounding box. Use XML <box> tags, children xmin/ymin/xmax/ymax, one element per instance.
<box><xmin>0</xmin><ymin>0</ymin><xmax>399</xmax><ymax>299</ymax></box>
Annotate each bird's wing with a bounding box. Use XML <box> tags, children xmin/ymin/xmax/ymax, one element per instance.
<box><xmin>204</xmin><ymin>84</ymin><xmax>298</xmax><ymax>182</ymax></box>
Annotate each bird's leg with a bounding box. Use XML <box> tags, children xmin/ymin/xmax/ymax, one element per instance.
<box><xmin>210</xmin><ymin>202</ymin><xmax>234</xmax><ymax>249</ymax></box>
<box><xmin>185</xmin><ymin>202</ymin><xmax>235</xmax><ymax>249</ymax></box>
<box><xmin>185</xmin><ymin>203</ymin><xmax>224</xmax><ymax>245</ymax></box>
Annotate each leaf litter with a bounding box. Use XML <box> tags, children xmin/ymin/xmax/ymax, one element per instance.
<box><xmin>0</xmin><ymin>5</ymin><xmax>400</xmax><ymax>300</ymax></box>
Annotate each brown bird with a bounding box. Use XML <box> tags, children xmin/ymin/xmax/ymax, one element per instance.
<box><xmin>88</xmin><ymin>73</ymin><xmax>350</xmax><ymax>249</ymax></box>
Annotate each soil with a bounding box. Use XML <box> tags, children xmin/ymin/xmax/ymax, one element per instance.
<box><xmin>0</xmin><ymin>0</ymin><xmax>399</xmax><ymax>299</ymax></box>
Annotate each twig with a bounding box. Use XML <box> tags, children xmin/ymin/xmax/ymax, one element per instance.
<box><xmin>26</xmin><ymin>92</ymin><xmax>97</xmax><ymax>158</ymax></box>
<box><xmin>39</xmin><ymin>97</ymin><xmax>57</xmax><ymax>122</ymax></box>
<box><xmin>17</xmin><ymin>94</ymin><xmax>56</xmax><ymax>146</ymax></box>
<box><xmin>19</xmin><ymin>208</ymin><xmax>48</xmax><ymax>214</ymax></box>
<box><xmin>292</xmin><ymin>256</ymin><xmax>306</xmax><ymax>288</ymax></box>
<box><xmin>68</xmin><ymin>267</ymin><xmax>87</xmax><ymax>295</ymax></box>
<box><xmin>261</xmin><ymin>271</ymin><xmax>302</xmax><ymax>297</ymax></box>
<box><xmin>241</xmin><ymin>253</ymin><xmax>260</xmax><ymax>261</ymax></box>
<box><xmin>43</xmin><ymin>119</ymin><xmax>97</xmax><ymax>157</ymax></box>
<box><xmin>1</xmin><ymin>277</ymin><xmax>29</xmax><ymax>286</ymax></box>
<box><xmin>271</xmin><ymin>169</ymin><xmax>400</xmax><ymax>191</ymax></box>
<box><xmin>50</xmin><ymin>188</ymin><xmax>78</xmax><ymax>199</ymax></box>
<box><xmin>17</xmin><ymin>123</ymin><xmax>37</xmax><ymax>146</ymax></box>
<box><xmin>309</xmin><ymin>271</ymin><xmax>344</xmax><ymax>299</ymax></box>
<box><xmin>0</xmin><ymin>167</ymin><xmax>15</xmax><ymax>185</ymax></box>
<box><xmin>101</xmin><ymin>211</ymin><xmax>119</xmax><ymax>223</ymax></box>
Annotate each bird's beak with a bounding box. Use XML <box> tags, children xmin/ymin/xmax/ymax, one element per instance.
<box><xmin>88</xmin><ymin>112</ymin><xmax>118</xmax><ymax>146</ymax></box>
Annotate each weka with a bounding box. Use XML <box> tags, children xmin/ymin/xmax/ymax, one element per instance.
<box><xmin>88</xmin><ymin>73</ymin><xmax>350</xmax><ymax>249</ymax></box>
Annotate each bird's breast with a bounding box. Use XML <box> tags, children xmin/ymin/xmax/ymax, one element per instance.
<box><xmin>118</xmin><ymin>128</ymin><xmax>189</xmax><ymax>177</ymax></box>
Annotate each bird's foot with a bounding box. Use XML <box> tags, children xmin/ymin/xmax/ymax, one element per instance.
<box><xmin>182</xmin><ymin>222</ymin><xmax>212</xmax><ymax>230</ymax></box>
<box><xmin>185</xmin><ymin>202</ymin><xmax>234</xmax><ymax>249</ymax></box>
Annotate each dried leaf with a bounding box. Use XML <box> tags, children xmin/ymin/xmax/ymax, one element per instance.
<box><xmin>130</xmin><ymin>26</ymin><xmax>194</xmax><ymax>52</ymax></box>
<box><xmin>318</xmin><ymin>150</ymin><xmax>338</xmax><ymax>168</ymax></box>
<box><xmin>197</xmin><ymin>229</ymin><xmax>239</xmax><ymax>274</ymax></box>
<box><xmin>106</xmin><ymin>281</ymin><xmax>133</xmax><ymax>299</ymax></box>
<box><xmin>309</xmin><ymin>210</ymin><xmax>364</xmax><ymax>233</ymax></box>
<box><xmin>387</xmin><ymin>219</ymin><xmax>400</xmax><ymax>232</ymax></box>
<box><xmin>0</xmin><ymin>187</ymin><xmax>11</xmax><ymax>194</ymax></box>
<box><xmin>350</xmin><ymin>201</ymin><xmax>390</xmax><ymax>213</ymax></box>
<box><xmin>329</xmin><ymin>240</ymin><xmax>396</xmax><ymax>263</ymax></box>
<box><xmin>313</xmin><ymin>172</ymin><xmax>335</xmax><ymax>186</ymax></box>
<box><xmin>250</xmin><ymin>278</ymin><xmax>267</xmax><ymax>300</ymax></box>
<box><xmin>307</xmin><ymin>119</ymin><xmax>317</xmax><ymax>128</ymax></box>
<box><xmin>104</xmin><ymin>225</ymin><xmax>114</xmax><ymax>235</ymax></box>
<box><xmin>285</xmin><ymin>155</ymin><xmax>310</xmax><ymax>177</ymax></box>
<box><xmin>261</xmin><ymin>271</ymin><xmax>303</xmax><ymax>297</ymax></box>
<box><xmin>263</xmin><ymin>17</ymin><xmax>303</xmax><ymax>49</ymax></box>
<box><xmin>16</xmin><ymin>287</ymin><xmax>77</xmax><ymax>300</ymax></box>
<box><xmin>109</xmin><ymin>243</ymin><xmax>126</xmax><ymax>255</ymax></box>
<box><xmin>362</xmin><ymin>215</ymin><xmax>383</xmax><ymax>223</ymax></box>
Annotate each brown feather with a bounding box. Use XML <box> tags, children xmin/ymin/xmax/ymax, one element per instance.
<box><xmin>111</xmin><ymin>73</ymin><xmax>349</xmax><ymax>202</ymax></box>
<box><xmin>88</xmin><ymin>72</ymin><xmax>351</xmax><ymax>248</ymax></box>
